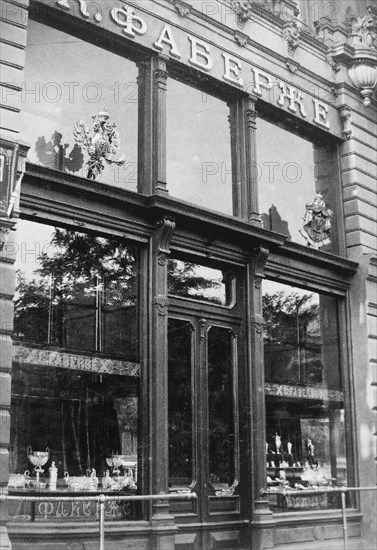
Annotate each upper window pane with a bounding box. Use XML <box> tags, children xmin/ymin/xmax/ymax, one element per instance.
<box><xmin>167</xmin><ymin>80</ymin><xmax>233</xmax><ymax>215</ymax></box>
<box><xmin>23</xmin><ymin>20</ymin><xmax>138</xmax><ymax>190</ymax></box>
<box><xmin>168</xmin><ymin>259</ymin><xmax>233</xmax><ymax>306</ymax></box>
<box><xmin>257</xmin><ymin>119</ymin><xmax>338</xmax><ymax>252</ymax></box>
<box><xmin>14</xmin><ymin>220</ymin><xmax>138</xmax><ymax>361</ymax></box>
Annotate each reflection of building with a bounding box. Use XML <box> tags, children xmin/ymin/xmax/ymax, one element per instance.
<box><xmin>0</xmin><ymin>1</ymin><xmax>376</xmax><ymax>549</ymax></box>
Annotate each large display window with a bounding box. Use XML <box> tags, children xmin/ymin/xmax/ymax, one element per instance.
<box><xmin>166</xmin><ymin>78</ymin><xmax>233</xmax><ymax>215</ymax></box>
<box><xmin>263</xmin><ymin>281</ymin><xmax>347</xmax><ymax>511</ymax></box>
<box><xmin>23</xmin><ymin>20</ymin><xmax>138</xmax><ymax>189</ymax></box>
<box><xmin>8</xmin><ymin>220</ymin><xmax>140</xmax><ymax>514</ymax></box>
<box><xmin>257</xmin><ymin>119</ymin><xmax>339</xmax><ymax>252</ymax></box>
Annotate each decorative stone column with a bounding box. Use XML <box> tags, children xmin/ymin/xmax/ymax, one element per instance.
<box><xmin>149</xmin><ymin>217</ymin><xmax>177</xmax><ymax>548</ymax></box>
<box><xmin>153</xmin><ymin>55</ymin><xmax>169</xmax><ymax>196</ymax></box>
<box><xmin>0</xmin><ymin>139</ymin><xmax>28</xmax><ymax>550</ymax></box>
<box><xmin>245</xmin><ymin>245</ymin><xmax>275</xmax><ymax>549</ymax></box>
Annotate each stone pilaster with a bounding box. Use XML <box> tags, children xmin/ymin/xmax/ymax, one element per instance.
<box><xmin>149</xmin><ymin>217</ymin><xmax>176</xmax><ymax>548</ymax></box>
<box><xmin>245</xmin><ymin>96</ymin><xmax>261</xmax><ymax>226</ymax></box>
<box><xmin>244</xmin><ymin>245</ymin><xmax>275</xmax><ymax>547</ymax></box>
<box><xmin>153</xmin><ymin>55</ymin><xmax>169</xmax><ymax>196</ymax></box>
<box><xmin>0</xmin><ymin>139</ymin><xmax>28</xmax><ymax>549</ymax></box>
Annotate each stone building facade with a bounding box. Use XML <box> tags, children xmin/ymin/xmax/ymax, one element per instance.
<box><xmin>0</xmin><ymin>1</ymin><xmax>376</xmax><ymax>549</ymax></box>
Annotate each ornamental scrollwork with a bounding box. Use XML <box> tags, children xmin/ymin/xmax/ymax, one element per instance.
<box><xmin>339</xmin><ymin>105</ymin><xmax>352</xmax><ymax>140</ymax></box>
<box><xmin>251</xmin><ymin>246</ymin><xmax>269</xmax><ymax>286</ymax></box>
<box><xmin>73</xmin><ymin>111</ymin><xmax>125</xmax><ymax>180</ymax></box>
<box><xmin>155</xmin><ymin>217</ymin><xmax>175</xmax><ymax>266</ymax></box>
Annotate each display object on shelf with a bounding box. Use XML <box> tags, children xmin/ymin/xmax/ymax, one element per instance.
<box><xmin>64</xmin><ymin>469</ymin><xmax>99</xmax><ymax>491</ymax></box>
<box><xmin>8</xmin><ymin>471</ymin><xmax>31</xmax><ymax>489</ymax></box>
<box><xmin>28</xmin><ymin>447</ymin><xmax>49</xmax><ymax>488</ymax></box>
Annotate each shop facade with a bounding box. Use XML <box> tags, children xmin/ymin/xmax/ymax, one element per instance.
<box><xmin>0</xmin><ymin>1</ymin><xmax>376</xmax><ymax>549</ymax></box>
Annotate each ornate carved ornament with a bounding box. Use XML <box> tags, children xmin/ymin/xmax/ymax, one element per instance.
<box><xmin>231</xmin><ymin>0</ymin><xmax>256</xmax><ymax>24</ymax></box>
<box><xmin>57</xmin><ymin>0</ymin><xmax>103</xmax><ymax>22</ymax></box>
<box><xmin>246</xmin><ymin>98</ymin><xmax>258</xmax><ymax>129</ymax></box>
<box><xmin>155</xmin><ymin>217</ymin><xmax>175</xmax><ymax>265</ymax></box>
<box><xmin>301</xmin><ymin>193</ymin><xmax>333</xmax><ymax>247</ymax></box>
<box><xmin>330</xmin><ymin>5</ymin><xmax>377</xmax><ymax>107</ymax></box>
<box><xmin>155</xmin><ymin>55</ymin><xmax>169</xmax><ymax>85</ymax></box>
<box><xmin>339</xmin><ymin>104</ymin><xmax>352</xmax><ymax>140</ymax></box>
<box><xmin>0</xmin><ymin>220</ymin><xmax>14</xmax><ymax>252</ymax></box>
<box><xmin>348</xmin><ymin>60</ymin><xmax>377</xmax><ymax>107</ymax></box>
<box><xmin>174</xmin><ymin>0</ymin><xmax>191</xmax><ymax>17</ymax></box>
<box><xmin>153</xmin><ymin>295</ymin><xmax>169</xmax><ymax>316</ymax></box>
<box><xmin>0</xmin><ymin>140</ymin><xmax>28</xmax><ymax>249</ymax></box>
<box><xmin>0</xmin><ymin>141</ymin><xmax>28</xmax><ymax>220</ymax></box>
<box><xmin>347</xmin><ymin>4</ymin><xmax>377</xmax><ymax>51</ymax></box>
<box><xmin>250</xmin><ymin>315</ymin><xmax>265</xmax><ymax>334</ymax></box>
<box><xmin>234</xmin><ymin>30</ymin><xmax>249</xmax><ymax>47</ymax></box>
<box><xmin>73</xmin><ymin>111</ymin><xmax>125</xmax><ymax>180</ymax></box>
<box><xmin>283</xmin><ymin>18</ymin><xmax>301</xmax><ymax>52</ymax></box>
<box><xmin>199</xmin><ymin>318</ymin><xmax>207</xmax><ymax>340</ymax></box>
<box><xmin>251</xmin><ymin>245</ymin><xmax>269</xmax><ymax>288</ymax></box>
<box><xmin>285</xmin><ymin>60</ymin><xmax>299</xmax><ymax>73</ymax></box>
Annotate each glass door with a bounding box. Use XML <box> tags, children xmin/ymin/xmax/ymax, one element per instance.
<box><xmin>167</xmin><ymin>315</ymin><xmax>241</xmax><ymax>524</ymax></box>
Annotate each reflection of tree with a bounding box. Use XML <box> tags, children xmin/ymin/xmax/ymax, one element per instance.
<box><xmin>12</xmin><ymin>228</ymin><xmax>139</xmax><ymax>476</ymax></box>
<box><xmin>168</xmin><ymin>260</ymin><xmax>223</xmax><ymax>304</ymax></box>
<box><xmin>263</xmin><ymin>291</ymin><xmax>322</xmax><ymax>384</ymax></box>
<box><xmin>35</xmin><ymin>131</ymin><xmax>84</xmax><ymax>173</ymax></box>
<box><xmin>14</xmin><ymin>273</ymin><xmax>50</xmax><ymax>343</ymax></box>
<box><xmin>14</xmin><ymin>228</ymin><xmax>137</xmax><ymax>357</ymax></box>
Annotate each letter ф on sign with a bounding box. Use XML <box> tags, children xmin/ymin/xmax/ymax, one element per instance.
<box><xmin>110</xmin><ymin>3</ymin><xmax>147</xmax><ymax>38</ymax></box>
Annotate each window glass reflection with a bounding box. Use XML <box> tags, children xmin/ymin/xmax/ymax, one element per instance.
<box><xmin>168</xmin><ymin>259</ymin><xmax>232</xmax><ymax>306</ymax></box>
<box><xmin>23</xmin><ymin>20</ymin><xmax>138</xmax><ymax>190</ymax></box>
<box><xmin>13</xmin><ymin>221</ymin><xmax>138</xmax><ymax>360</ymax></box>
<box><xmin>257</xmin><ymin>119</ymin><xmax>337</xmax><ymax>251</ymax></box>
<box><xmin>208</xmin><ymin>326</ymin><xmax>235</xmax><ymax>487</ymax></box>
<box><xmin>10</xmin><ymin>366</ymin><xmax>138</xmax><ymax>480</ymax></box>
<box><xmin>168</xmin><ymin>319</ymin><xmax>193</xmax><ymax>487</ymax></box>
<box><xmin>263</xmin><ymin>281</ymin><xmax>347</xmax><ymax>511</ymax></box>
<box><xmin>9</xmin><ymin>220</ymin><xmax>140</xmax><ymax>498</ymax></box>
<box><xmin>167</xmin><ymin>79</ymin><xmax>233</xmax><ymax>215</ymax></box>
